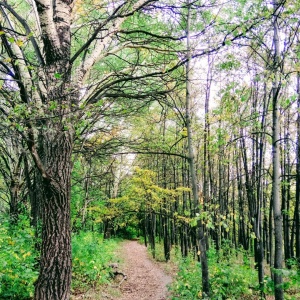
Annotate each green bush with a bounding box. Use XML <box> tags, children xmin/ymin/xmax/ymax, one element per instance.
<box><xmin>171</xmin><ymin>254</ymin><xmax>203</xmax><ymax>299</ymax></box>
<box><xmin>72</xmin><ymin>231</ymin><xmax>120</xmax><ymax>292</ymax></box>
<box><xmin>170</xmin><ymin>244</ymin><xmax>259</xmax><ymax>300</ymax></box>
<box><xmin>0</xmin><ymin>216</ymin><xmax>38</xmax><ymax>300</ymax></box>
<box><xmin>0</xmin><ymin>216</ymin><xmax>122</xmax><ymax>299</ymax></box>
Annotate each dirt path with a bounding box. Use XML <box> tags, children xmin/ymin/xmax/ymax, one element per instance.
<box><xmin>116</xmin><ymin>240</ymin><xmax>172</xmax><ymax>300</ymax></box>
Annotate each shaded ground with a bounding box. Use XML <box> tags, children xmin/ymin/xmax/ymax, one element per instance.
<box><xmin>88</xmin><ymin>241</ymin><xmax>171</xmax><ymax>300</ymax></box>
<box><xmin>74</xmin><ymin>240</ymin><xmax>172</xmax><ymax>300</ymax></box>
<box><xmin>116</xmin><ymin>240</ymin><xmax>172</xmax><ymax>300</ymax></box>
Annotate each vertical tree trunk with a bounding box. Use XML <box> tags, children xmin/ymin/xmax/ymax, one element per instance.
<box><xmin>295</xmin><ymin>71</ymin><xmax>300</xmax><ymax>266</ymax></box>
<box><xmin>148</xmin><ymin>210</ymin><xmax>156</xmax><ymax>258</ymax></box>
<box><xmin>82</xmin><ymin>160</ymin><xmax>91</xmax><ymax>230</ymax></box>
<box><xmin>253</xmin><ymin>76</ymin><xmax>267</xmax><ymax>294</ymax></box>
<box><xmin>271</xmin><ymin>2</ymin><xmax>283</xmax><ymax>298</ymax></box>
<box><xmin>143</xmin><ymin>211</ymin><xmax>148</xmax><ymax>247</ymax></box>
<box><xmin>182</xmin><ymin>157</ymin><xmax>189</xmax><ymax>257</ymax></box>
<box><xmin>186</xmin><ymin>1</ymin><xmax>209</xmax><ymax>296</ymax></box>
<box><xmin>203</xmin><ymin>52</ymin><xmax>213</xmax><ymax>205</ymax></box>
<box><xmin>24</xmin><ymin>156</ymin><xmax>40</xmax><ymax>230</ymax></box>
<box><xmin>236</xmin><ymin>154</ymin><xmax>248</xmax><ymax>250</ymax></box>
<box><xmin>7</xmin><ymin>151</ymin><xmax>24</xmax><ymax>224</ymax></box>
<box><xmin>282</xmin><ymin>112</ymin><xmax>292</xmax><ymax>268</ymax></box>
<box><xmin>33</xmin><ymin>131</ymin><xmax>73</xmax><ymax>300</ymax></box>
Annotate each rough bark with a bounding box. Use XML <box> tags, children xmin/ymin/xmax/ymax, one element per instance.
<box><xmin>33</xmin><ymin>130</ymin><xmax>73</xmax><ymax>300</ymax></box>
<box><xmin>13</xmin><ymin>1</ymin><xmax>75</xmax><ymax>297</ymax></box>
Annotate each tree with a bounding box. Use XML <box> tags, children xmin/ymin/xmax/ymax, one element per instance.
<box><xmin>0</xmin><ymin>0</ymin><xmax>180</xmax><ymax>298</ymax></box>
<box><xmin>185</xmin><ymin>0</ymin><xmax>209</xmax><ymax>296</ymax></box>
<box><xmin>271</xmin><ymin>1</ymin><xmax>284</xmax><ymax>299</ymax></box>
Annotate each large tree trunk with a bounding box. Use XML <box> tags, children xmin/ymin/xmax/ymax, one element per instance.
<box><xmin>34</xmin><ymin>130</ymin><xmax>73</xmax><ymax>300</ymax></box>
<box><xmin>28</xmin><ymin>1</ymin><xmax>74</xmax><ymax>297</ymax></box>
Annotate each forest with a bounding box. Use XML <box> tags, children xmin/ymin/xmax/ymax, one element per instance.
<box><xmin>0</xmin><ymin>0</ymin><xmax>299</xmax><ymax>299</ymax></box>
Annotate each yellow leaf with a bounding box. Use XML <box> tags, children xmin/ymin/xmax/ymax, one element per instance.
<box><xmin>22</xmin><ymin>251</ymin><xmax>31</xmax><ymax>259</ymax></box>
<box><xmin>16</xmin><ymin>40</ymin><xmax>24</xmax><ymax>47</ymax></box>
<box><xmin>13</xmin><ymin>253</ymin><xmax>20</xmax><ymax>260</ymax></box>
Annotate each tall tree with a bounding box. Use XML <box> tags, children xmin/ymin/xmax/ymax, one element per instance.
<box><xmin>0</xmin><ymin>0</ymin><xmax>179</xmax><ymax>298</ymax></box>
<box><xmin>271</xmin><ymin>1</ymin><xmax>283</xmax><ymax>298</ymax></box>
<box><xmin>295</xmin><ymin>61</ymin><xmax>300</xmax><ymax>267</ymax></box>
<box><xmin>185</xmin><ymin>0</ymin><xmax>209</xmax><ymax>296</ymax></box>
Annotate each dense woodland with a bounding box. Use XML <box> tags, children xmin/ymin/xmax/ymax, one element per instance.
<box><xmin>0</xmin><ymin>0</ymin><xmax>300</xmax><ymax>299</ymax></box>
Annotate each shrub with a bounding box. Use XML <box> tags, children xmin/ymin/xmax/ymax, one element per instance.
<box><xmin>170</xmin><ymin>244</ymin><xmax>259</xmax><ymax>300</ymax></box>
<box><xmin>0</xmin><ymin>216</ymin><xmax>38</xmax><ymax>300</ymax></box>
<box><xmin>72</xmin><ymin>231</ymin><xmax>120</xmax><ymax>292</ymax></box>
<box><xmin>0</xmin><ymin>217</ymin><xmax>121</xmax><ymax>298</ymax></box>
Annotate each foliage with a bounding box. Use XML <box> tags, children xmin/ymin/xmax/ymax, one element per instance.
<box><xmin>0</xmin><ymin>216</ymin><xmax>38</xmax><ymax>300</ymax></box>
<box><xmin>0</xmin><ymin>215</ymin><xmax>122</xmax><ymax>299</ymax></box>
<box><xmin>93</xmin><ymin>167</ymin><xmax>182</xmax><ymax>234</ymax></box>
<box><xmin>266</xmin><ymin>261</ymin><xmax>300</xmax><ymax>299</ymax></box>
<box><xmin>170</xmin><ymin>243</ymin><xmax>260</xmax><ymax>300</ymax></box>
<box><xmin>170</xmin><ymin>254</ymin><xmax>203</xmax><ymax>300</ymax></box>
<box><xmin>116</xmin><ymin>226</ymin><xmax>139</xmax><ymax>239</ymax></box>
<box><xmin>170</xmin><ymin>241</ymin><xmax>300</xmax><ymax>299</ymax></box>
<box><xmin>207</xmin><ymin>245</ymin><xmax>259</xmax><ymax>299</ymax></box>
<box><xmin>72</xmin><ymin>231</ymin><xmax>120</xmax><ymax>293</ymax></box>
<box><xmin>71</xmin><ymin>157</ymin><xmax>110</xmax><ymax>232</ymax></box>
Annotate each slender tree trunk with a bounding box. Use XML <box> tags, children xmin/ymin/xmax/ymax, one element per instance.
<box><xmin>186</xmin><ymin>1</ymin><xmax>209</xmax><ymax>296</ymax></box>
<box><xmin>253</xmin><ymin>76</ymin><xmax>266</xmax><ymax>294</ymax></box>
<box><xmin>7</xmin><ymin>151</ymin><xmax>24</xmax><ymax>224</ymax></box>
<box><xmin>203</xmin><ymin>52</ymin><xmax>213</xmax><ymax>205</ymax></box>
<box><xmin>237</xmin><ymin>154</ymin><xmax>247</xmax><ymax>250</ymax></box>
<box><xmin>295</xmin><ymin>71</ymin><xmax>300</xmax><ymax>266</ymax></box>
<box><xmin>271</xmin><ymin>2</ymin><xmax>283</xmax><ymax>298</ymax></box>
<box><xmin>282</xmin><ymin>112</ymin><xmax>292</xmax><ymax>268</ymax></box>
<box><xmin>144</xmin><ymin>211</ymin><xmax>148</xmax><ymax>247</ymax></box>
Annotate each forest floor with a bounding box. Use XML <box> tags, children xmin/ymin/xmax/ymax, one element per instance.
<box><xmin>113</xmin><ymin>240</ymin><xmax>172</xmax><ymax>300</ymax></box>
<box><xmin>74</xmin><ymin>240</ymin><xmax>173</xmax><ymax>300</ymax></box>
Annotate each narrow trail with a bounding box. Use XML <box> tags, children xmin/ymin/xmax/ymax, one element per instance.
<box><xmin>116</xmin><ymin>240</ymin><xmax>172</xmax><ymax>300</ymax></box>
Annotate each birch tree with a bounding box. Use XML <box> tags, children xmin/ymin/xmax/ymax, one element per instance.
<box><xmin>271</xmin><ymin>1</ymin><xmax>283</xmax><ymax>299</ymax></box>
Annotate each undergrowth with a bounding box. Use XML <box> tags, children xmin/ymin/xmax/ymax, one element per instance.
<box><xmin>0</xmin><ymin>216</ymin><xmax>38</xmax><ymax>300</ymax></box>
<box><xmin>0</xmin><ymin>215</ymin><xmax>121</xmax><ymax>299</ymax></box>
<box><xmin>72</xmin><ymin>232</ymin><xmax>121</xmax><ymax>294</ymax></box>
<box><xmin>169</xmin><ymin>241</ymin><xmax>300</xmax><ymax>300</ymax></box>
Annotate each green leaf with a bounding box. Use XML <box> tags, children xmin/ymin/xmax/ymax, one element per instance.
<box><xmin>190</xmin><ymin>218</ymin><xmax>197</xmax><ymax>227</ymax></box>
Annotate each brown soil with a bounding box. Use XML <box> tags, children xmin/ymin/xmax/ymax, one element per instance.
<box><xmin>116</xmin><ymin>240</ymin><xmax>172</xmax><ymax>300</ymax></box>
<box><xmin>73</xmin><ymin>240</ymin><xmax>172</xmax><ymax>300</ymax></box>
